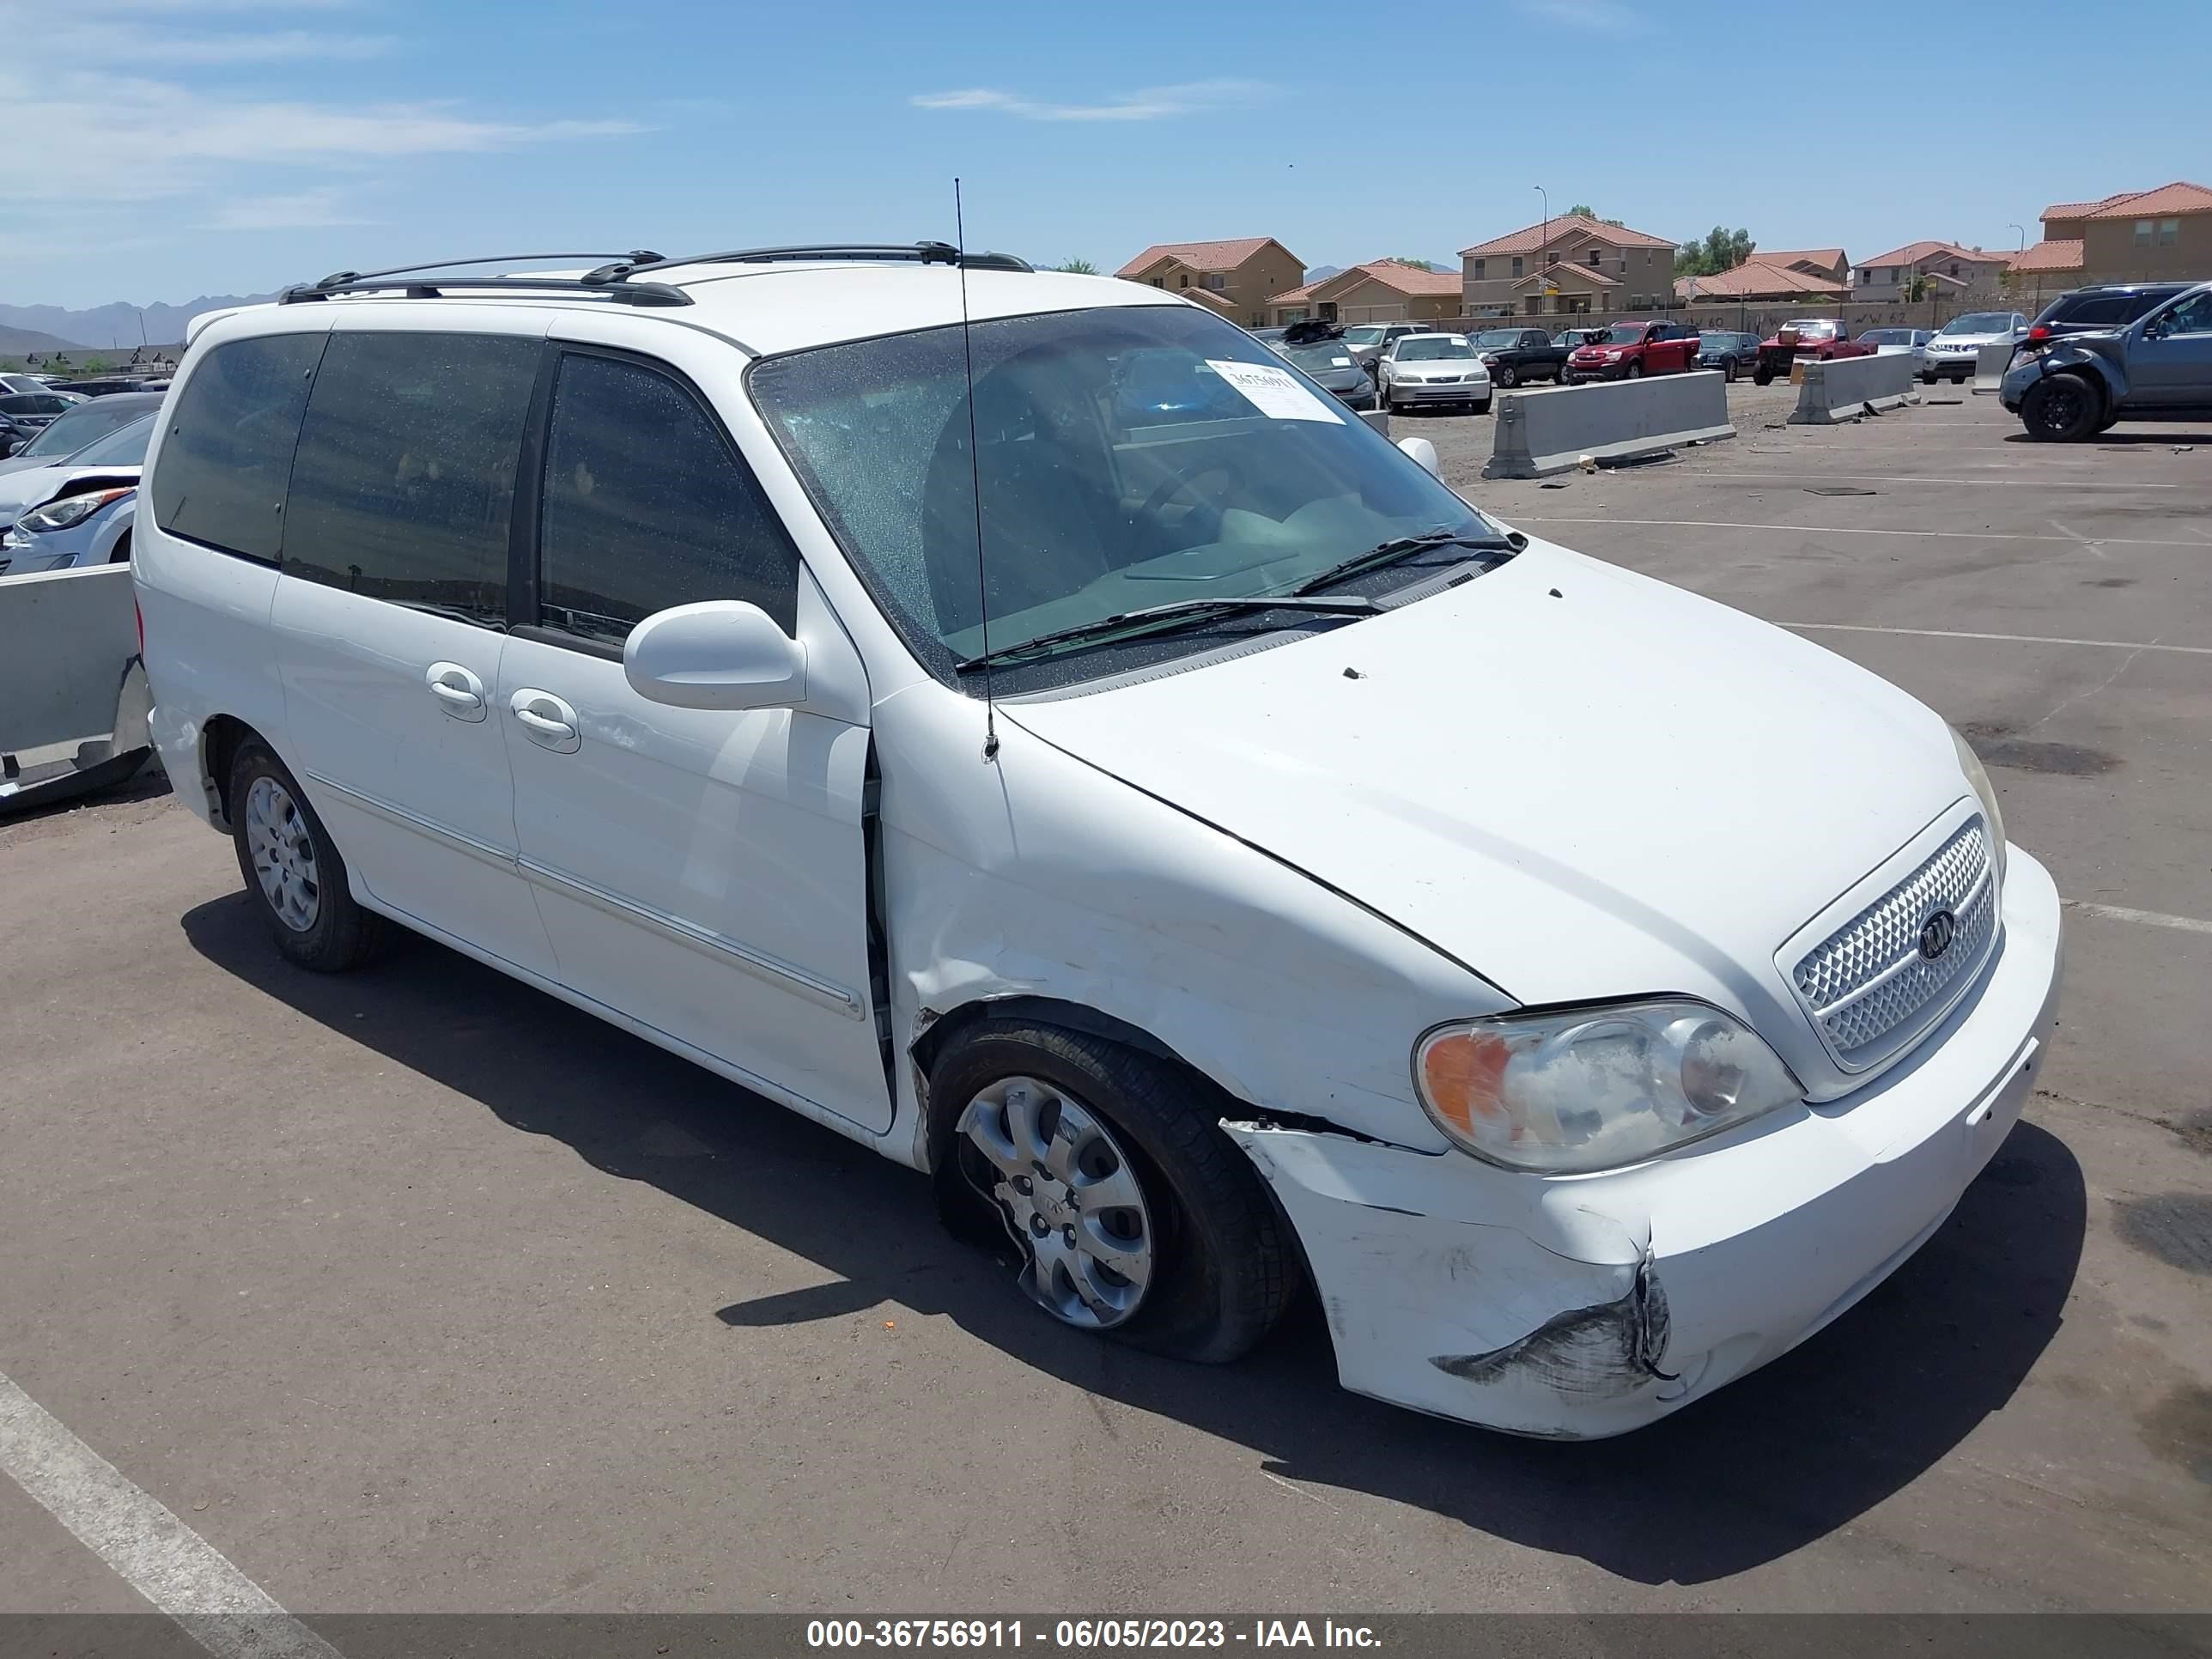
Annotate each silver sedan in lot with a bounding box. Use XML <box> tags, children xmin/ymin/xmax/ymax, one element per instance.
<box><xmin>1376</xmin><ymin>332</ymin><xmax>1493</xmax><ymax>414</ymax></box>
<box><xmin>0</xmin><ymin>414</ymin><xmax>149</xmax><ymax>577</ymax></box>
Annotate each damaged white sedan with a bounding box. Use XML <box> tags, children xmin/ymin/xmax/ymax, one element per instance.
<box><xmin>137</xmin><ymin>247</ymin><xmax>2062</xmax><ymax>1439</ymax></box>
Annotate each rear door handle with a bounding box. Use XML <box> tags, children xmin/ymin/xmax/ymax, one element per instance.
<box><xmin>509</xmin><ymin>688</ymin><xmax>580</xmax><ymax>754</ymax></box>
<box><xmin>426</xmin><ymin>661</ymin><xmax>486</xmax><ymax>721</ymax></box>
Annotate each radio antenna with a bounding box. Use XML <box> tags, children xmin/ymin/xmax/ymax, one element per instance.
<box><xmin>954</xmin><ymin>177</ymin><xmax>1000</xmax><ymax>763</ymax></box>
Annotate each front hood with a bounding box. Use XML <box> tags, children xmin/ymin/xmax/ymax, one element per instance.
<box><xmin>1004</xmin><ymin>542</ymin><xmax>1969</xmax><ymax>1089</ymax></box>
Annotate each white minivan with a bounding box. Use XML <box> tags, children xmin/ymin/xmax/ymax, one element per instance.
<box><xmin>137</xmin><ymin>246</ymin><xmax>2063</xmax><ymax>1439</ymax></box>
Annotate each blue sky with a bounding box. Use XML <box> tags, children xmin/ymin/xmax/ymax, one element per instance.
<box><xmin>4</xmin><ymin>0</ymin><xmax>2207</xmax><ymax>307</ymax></box>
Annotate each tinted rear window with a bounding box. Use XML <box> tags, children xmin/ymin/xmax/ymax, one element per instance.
<box><xmin>2042</xmin><ymin>289</ymin><xmax>2184</xmax><ymax>327</ymax></box>
<box><xmin>281</xmin><ymin>331</ymin><xmax>538</xmax><ymax>625</ymax></box>
<box><xmin>151</xmin><ymin>335</ymin><xmax>325</xmax><ymax>562</ymax></box>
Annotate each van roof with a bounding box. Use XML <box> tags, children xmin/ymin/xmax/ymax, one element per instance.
<box><xmin>258</xmin><ymin>247</ymin><xmax>1189</xmax><ymax>359</ymax></box>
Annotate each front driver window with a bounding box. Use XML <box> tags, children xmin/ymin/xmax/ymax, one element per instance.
<box><xmin>2154</xmin><ymin>293</ymin><xmax>2212</xmax><ymax>337</ymax></box>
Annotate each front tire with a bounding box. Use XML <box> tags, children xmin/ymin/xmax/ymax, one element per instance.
<box><xmin>228</xmin><ymin>743</ymin><xmax>387</xmax><ymax>971</ymax></box>
<box><xmin>2020</xmin><ymin>374</ymin><xmax>2100</xmax><ymax>442</ymax></box>
<box><xmin>1753</xmin><ymin>366</ymin><xmax>1773</xmax><ymax>386</ymax></box>
<box><xmin>1625</xmin><ymin>362</ymin><xmax>1644</xmax><ymax>380</ymax></box>
<box><xmin>1496</xmin><ymin>363</ymin><xmax>1519</xmax><ymax>388</ymax></box>
<box><xmin>933</xmin><ymin>1020</ymin><xmax>1295</xmax><ymax>1363</ymax></box>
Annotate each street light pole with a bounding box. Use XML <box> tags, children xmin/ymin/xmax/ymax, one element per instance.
<box><xmin>1534</xmin><ymin>185</ymin><xmax>1549</xmax><ymax>314</ymax></box>
<box><xmin>2008</xmin><ymin>222</ymin><xmax>2025</xmax><ymax>252</ymax></box>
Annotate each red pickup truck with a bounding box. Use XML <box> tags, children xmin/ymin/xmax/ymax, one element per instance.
<box><xmin>1564</xmin><ymin>320</ymin><xmax>1702</xmax><ymax>382</ymax></box>
<box><xmin>1750</xmin><ymin>319</ymin><xmax>1876</xmax><ymax>385</ymax></box>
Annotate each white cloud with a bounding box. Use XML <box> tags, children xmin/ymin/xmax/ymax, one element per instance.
<box><xmin>0</xmin><ymin>69</ymin><xmax>644</xmax><ymax>206</ymax></box>
<box><xmin>911</xmin><ymin>78</ymin><xmax>1273</xmax><ymax>123</ymax></box>
<box><xmin>194</xmin><ymin>188</ymin><xmax>380</xmax><ymax>230</ymax></box>
<box><xmin>1516</xmin><ymin>0</ymin><xmax>1647</xmax><ymax>28</ymax></box>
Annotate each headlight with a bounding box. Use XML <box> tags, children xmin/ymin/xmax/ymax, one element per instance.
<box><xmin>18</xmin><ymin>487</ymin><xmax>133</xmax><ymax>533</ymax></box>
<box><xmin>1950</xmin><ymin>725</ymin><xmax>2008</xmax><ymax>886</ymax></box>
<box><xmin>1602</xmin><ymin>349</ymin><xmax>1623</xmax><ymax>361</ymax></box>
<box><xmin>1413</xmin><ymin>998</ymin><xmax>1803</xmax><ymax>1174</ymax></box>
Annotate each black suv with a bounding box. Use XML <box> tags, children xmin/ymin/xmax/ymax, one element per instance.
<box><xmin>2025</xmin><ymin>283</ymin><xmax>2193</xmax><ymax>346</ymax></box>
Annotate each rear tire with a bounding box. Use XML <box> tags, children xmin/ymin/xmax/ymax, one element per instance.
<box><xmin>2020</xmin><ymin>374</ymin><xmax>2100</xmax><ymax>442</ymax></box>
<box><xmin>228</xmin><ymin>743</ymin><xmax>388</xmax><ymax>972</ymax></box>
<box><xmin>932</xmin><ymin>1019</ymin><xmax>1295</xmax><ymax>1363</ymax></box>
<box><xmin>1753</xmin><ymin>366</ymin><xmax>1773</xmax><ymax>386</ymax></box>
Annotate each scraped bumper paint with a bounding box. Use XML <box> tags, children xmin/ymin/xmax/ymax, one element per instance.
<box><xmin>1228</xmin><ymin>849</ymin><xmax>2063</xmax><ymax>1439</ymax></box>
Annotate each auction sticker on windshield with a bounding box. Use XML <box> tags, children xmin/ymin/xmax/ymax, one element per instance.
<box><xmin>1205</xmin><ymin>359</ymin><xmax>1345</xmax><ymax>423</ymax></box>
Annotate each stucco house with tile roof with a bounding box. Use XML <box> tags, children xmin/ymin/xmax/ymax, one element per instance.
<box><xmin>1460</xmin><ymin>215</ymin><xmax>1678</xmax><ymax>316</ymax></box>
<box><xmin>1853</xmin><ymin>240</ymin><xmax>2010</xmax><ymax>305</ymax></box>
<box><xmin>1115</xmin><ymin>238</ymin><xmax>1306</xmax><ymax>328</ymax></box>
<box><xmin>2008</xmin><ymin>181</ymin><xmax>2212</xmax><ymax>300</ymax></box>
<box><xmin>1265</xmin><ymin>261</ymin><xmax>1462</xmax><ymax>327</ymax></box>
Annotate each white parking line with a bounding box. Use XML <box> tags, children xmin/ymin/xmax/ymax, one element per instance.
<box><xmin>1784</xmin><ymin>623</ymin><xmax>2212</xmax><ymax>656</ymax></box>
<box><xmin>1516</xmin><ymin>516</ymin><xmax>2212</xmax><ymax>549</ymax></box>
<box><xmin>2064</xmin><ymin>902</ymin><xmax>2212</xmax><ymax>937</ymax></box>
<box><xmin>1692</xmin><ymin>471</ymin><xmax>2178</xmax><ymax>491</ymax></box>
<box><xmin>0</xmin><ymin>1371</ymin><xmax>341</xmax><ymax>1659</ymax></box>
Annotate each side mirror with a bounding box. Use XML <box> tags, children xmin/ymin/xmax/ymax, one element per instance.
<box><xmin>623</xmin><ymin>599</ymin><xmax>807</xmax><ymax>712</ymax></box>
<box><xmin>1397</xmin><ymin>436</ymin><xmax>1441</xmax><ymax>477</ymax></box>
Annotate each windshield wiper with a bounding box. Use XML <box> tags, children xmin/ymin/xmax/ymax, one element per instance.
<box><xmin>1290</xmin><ymin>526</ymin><xmax>1520</xmax><ymax>597</ymax></box>
<box><xmin>955</xmin><ymin>594</ymin><xmax>1378</xmax><ymax>672</ymax></box>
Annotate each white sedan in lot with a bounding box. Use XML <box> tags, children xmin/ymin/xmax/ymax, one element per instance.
<box><xmin>0</xmin><ymin>414</ymin><xmax>149</xmax><ymax>578</ymax></box>
<box><xmin>1376</xmin><ymin>332</ymin><xmax>1492</xmax><ymax>414</ymax></box>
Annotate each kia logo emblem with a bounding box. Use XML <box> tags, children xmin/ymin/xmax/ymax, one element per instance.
<box><xmin>1919</xmin><ymin>909</ymin><xmax>1957</xmax><ymax>960</ymax></box>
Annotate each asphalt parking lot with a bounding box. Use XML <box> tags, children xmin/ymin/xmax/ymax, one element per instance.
<box><xmin>3</xmin><ymin>388</ymin><xmax>2209</xmax><ymax>1621</ymax></box>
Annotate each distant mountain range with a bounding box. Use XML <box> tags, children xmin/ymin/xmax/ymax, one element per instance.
<box><xmin>0</xmin><ymin>325</ymin><xmax>82</xmax><ymax>356</ymax></box>
<box><xmin>0</xmin><ymin>295</ymin><xmax>278</xmax><ymax>351</ymax></box>
<box><xmin>1302</xmin><ymin>259</ymin><xmax>1454</xmax><ymax>284</ymax></box>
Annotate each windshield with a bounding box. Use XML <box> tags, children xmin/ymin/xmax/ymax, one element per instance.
<box><xmin>1595</xmin><ymin>324</ymin><xmax>1650</xmax><ymax>344</ymax></box>
<box><xmin>1858</xmin><ymin>330</ymin><xmax>1906</xmax><ymax>345</ymax></box>
<box><xmin>752</xmin><ymin>305</ymin><xmax>1491</xmax><ymax>686</ymax></box>
<box><xmin>17</xmin><ymin>397</ymin><xmax>159</xmax><ymax>459</ymax></box>
<box><xmin>1471</xmin><ymin>331</ymin><xmax>1523</xmax><ymax>349</ymax></box>
<box><xmin>66</xmin><ymin>415</ymin><xmax>155</xmax><ymax>468</ymax></box>
<box><xmin>1339</xmin><ymin>326</ymin><xmax>1386</xmax><ymax>345</ymax></box>
<box><xmin>1942</xmin><ymin>313</ymin><xmax>2015</xmax><ymax>335</ymax></box>
<box><xmin>1283</xmin><ymin>343</ymin><xmax>1358</xmax><ymax>371</ymax></box>
<box><xmin>1395</xmin><ymin>336</ymin><xmax>1473</xmax><ymax>361</ymax></box>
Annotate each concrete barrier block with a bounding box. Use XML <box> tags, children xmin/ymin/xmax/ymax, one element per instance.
<box><xmin>1972</xmin><ymin>338</ymin><xmax>2016</xmax><ymax>394</ymax></box>
<box><xmin>0</xmin><ymin>564</ymin><xmax>139</xmax><ymax>756</ymax></box>
<box><xmin>1484</xmin><ymin>372</ymin><xmax>1733</xmax><ymax>479</ymax></box>
<box><xmin>1359</xmin><ymin>407</ymin><xmax>1389</xmax><ymax>437</ymax></box>
<box><xmin>1790</xmin><ymin>353</ymin><xmax>1919</xmax><ymax>424</ymax></box>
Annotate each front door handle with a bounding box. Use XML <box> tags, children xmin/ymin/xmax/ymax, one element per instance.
<box><xmin>426</xmin><ymin>661</ymin><xmax>486</xmax><ymax>721</ymax></box>
<box><xmin>509</xmin><ymin>688</ymin><xmax>581</xmax><ymax>754</ymax></box>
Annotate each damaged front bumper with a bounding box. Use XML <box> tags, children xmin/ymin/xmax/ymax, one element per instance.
<box><xmin>1225</xmin><ymin>848</ymin><xmax>2064</xmax><ymax>1440</ymax></box>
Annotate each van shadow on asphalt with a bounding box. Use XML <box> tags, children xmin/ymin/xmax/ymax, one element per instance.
<box><xmin>184</xmin><ymin>894</ymin><xmax>2086</xmax><ymax>1588</ymax></box>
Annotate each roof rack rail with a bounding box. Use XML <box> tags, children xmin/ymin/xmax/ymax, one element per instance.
<box><xmin>277</xmin><ymin>251</ymin><xmax>691</xmax><ymax>308</ymax></box>
<box><xmin>580</xmin><ymin>241</ymin><xmax>1033</xmax><ymax>285</ymax></box>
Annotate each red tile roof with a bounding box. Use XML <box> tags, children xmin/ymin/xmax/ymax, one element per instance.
<box><xmin>1177</xmin><ymin>285</ymin><xmax>1239</xmax><ymax>315</ymax></box>
<box><xmin>2008</xmin><ymin>239</ymin><xmax>2086</xmax><ymax>274</ymax></box>
<box><xmin>1459</xmin><ymin>214</ymin><xmax>1674</xmax><ymax>257</ymax></box>
<box><xmin>1509</xmin><ymin>260</ymin><xmax>1621</xmax><ymax>290</ymax></box>
<box><xmin>1759</xmin><ymin>247</ymin><xmax>1848</xmax><ymax>274</ymax></box>
<box><xmin>1325</xmin><ymin>260</ymin><xmax>1463</xmax><ymax>296</ymax></box>
<box><xmin>1115</xmin><ymin>238</ymin><xmax>1283</xmax><ymax>278</ymax></box>
<box><xmin>1265</xmin><ymin>281</ymin><xmax>1322</xmax><ymax>306</ymax></box>
<box><xmin>1857</xmin><ymin>240</ymin><xmax>2007</xmax><ymax>270</ymax></box>
<box><xmin>1674</xmin><ymin>259</ymin><xmax>1847</xmax><ymax>300</ymax></box>
<box><xmin>2042</xmin><ymin>190</ymin><xmax>2143</xmax><ymax>222</ymax></box>
<box><xmin>2083</xmin><ymin>180</ymin><xmax>2212</xmax><ymax>219</ymax></box>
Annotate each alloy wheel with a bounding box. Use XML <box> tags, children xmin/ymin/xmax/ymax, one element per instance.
<box><xmin>957</xmin><ymin>1074</ymin><xmax>1155</xmax><ymax>1329</ymax></box>
<box><xmin>244</xmin><ymin>775</ymin><xmax>320</xmax><ymax>933</ymax></box>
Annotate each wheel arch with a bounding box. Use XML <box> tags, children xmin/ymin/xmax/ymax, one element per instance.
<box><xmin>199</xmin><ymin>712</ymin><xmax>261</xmax><ymax>831</ymax></box>
<box><xmin>912</xmin><ymin>994</ymin><xmax>1196</xmax><ymax>1158</ymax></box>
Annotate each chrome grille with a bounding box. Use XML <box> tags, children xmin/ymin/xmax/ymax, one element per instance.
<box><xmin>1790</xmin><ymin>819</ymin><xmax>1996</xmax><ymax>1067</ymax></box>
